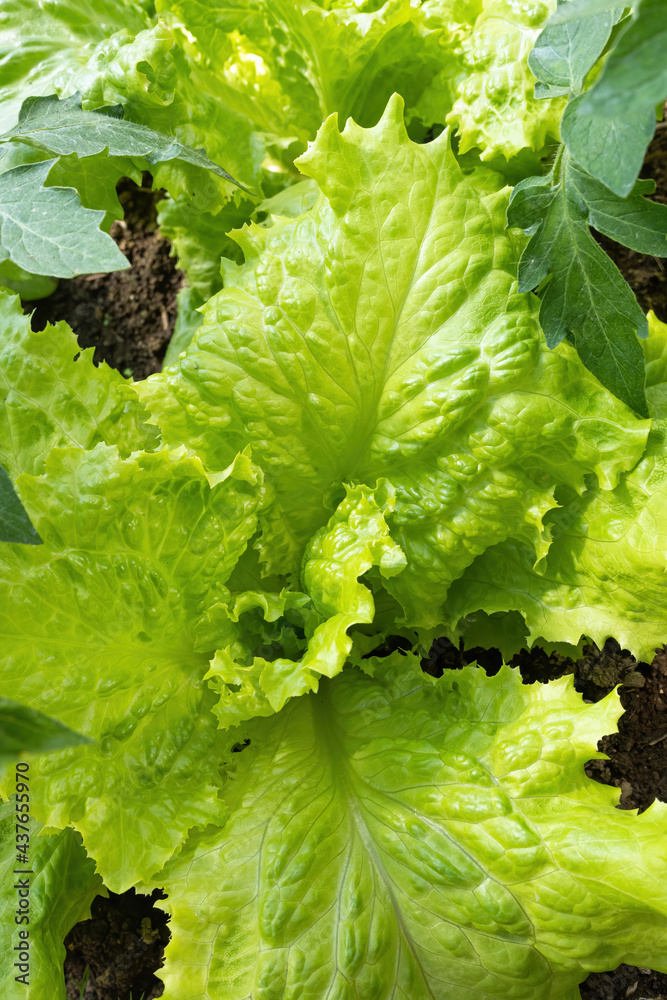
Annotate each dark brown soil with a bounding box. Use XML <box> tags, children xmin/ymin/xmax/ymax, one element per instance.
<box><xmin>597</xmin><ymin>123</ymin><xmax>667</xmax><ymax>323</ymax></box>
<box><xmin>64</xmin><ymin>889</ymin><xmax>169</xmax><ymax>1000</ymax></box>
<box><xmin>24</xmin><ymin>177</ymin><xmax>184</xmax><ymax>381</ymax></box>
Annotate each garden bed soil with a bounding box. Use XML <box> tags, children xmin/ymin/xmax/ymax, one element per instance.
<box><xmin>25</xmin><ymin>177</ymin><xmax>183</xmax><ymax>381</ymax></box>
<box><xmin>44</xmin><ymin>148</ymin><xmax>667</xmax><ymax>999</ymax></box>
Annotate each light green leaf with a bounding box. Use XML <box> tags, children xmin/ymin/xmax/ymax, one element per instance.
<box><xmin>164</xmin><ymin>286</ymin><xmax>205</xmax><ymax>367</ymax></box>
<box><xmin>0</xmin><ymin>0</ymin><xmax>153</xmax><ymax>133</ymax></box>
<box><xmin>0</xmin><ymin>698</ymin><xmax>91</xmax><ymax>766</ymax></box>
<box><xmin>509</xmin><ymin>154</ymin><xmax>649</xmax><ymax>416</ymax></box>
<box><xmin>206</xmin><ymin>483</ymin><xmax>405</xmax><ymax>727</ymax></box>
<box><xmin>150</xmin><ymin>655</ymin><xmax>667</xmax><ymax>1000</ymax></box>
<box><xmin>0</xmin><ymin>444</ymin><xmax>265</xmax><ymax>890</ymax></box>
<box><xmin>0</xmin><ymin>290</ymin><xmax>157</xmax><ymax>480</ymax></box>
<box><xmin>0</xmin><ymin>803</ymin><xmax>103</xmax><ymax>999</ymax></box>
<box><xmin>2</xmin><ymin>93</ymin><xmax>248</xmax><ymax>191</ymax></box>
<box><xmin>157</xmin><ymin>195</ymin><xmax>252</xmax><ymax>300</ymax></box>
<box><xmin>0</xmin><ymin>159</ymin><xmax>129</xmax><ymax>278</ymax></box>
<box><xmin>0</xmin><ymin>2</ymin><xmax>263</xmax><ymax>209</ymax></box>
<box><xmin>157</xmin><ymin>0</ymin><xmax>449</xmax><ymax>148</ymax></box>
<box><xmin>0</xmin><ymin>463</ymin><xmax>40</xmax><ymax>545</ymax></box>
<box><xmin>140</xmin><ymin>98</ymin><xmax>649</xmax><ymax>628</ymax></box>
<box><xmin>256</xmin><ymin>178</ymin><xmax>319</xmax><ymax>221</ymax></box>
<box><xmin>445</xmin><ymin>0</ymin><xmax>566</xmax><ymax>160</ymax></box>
<box><xmin>444</xmin><ymin>310</ymin><xmax>667</xmax><ymax>662</ymax></box>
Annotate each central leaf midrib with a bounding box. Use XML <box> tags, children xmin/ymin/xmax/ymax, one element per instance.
<box><xmin>311</xmin><ymin>686</ymin><xmax>438</xmax><ymax>999</ymax></box>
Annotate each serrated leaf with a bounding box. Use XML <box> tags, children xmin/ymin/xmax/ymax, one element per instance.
<box><xmin>529</xmin><ymin>3</ymin><xmax>616</xmax><ymax>97</ymax></box>
<box><xmin>580</xmin><ymin>0</ymin><xmax>667</xmax><ymax>119</ymax></box>
<box><xmin>509</xmin><ymin>156</ymin><xmax>649</xmax><ymax>416</ymax></box>
<box><xmin>561</xmin><ymin>91</ymin><xmax>655</xmax><ymax>196</ymax></box>
<box><xmin>568</xmin><ymin>163</ymin><xmax>667</xmax><ymax>254</ymax></box>
<box><xmin>0</xmin><ymin>159</ymin><xmax>128</xmax><ymax>277</ymax></box>
<box><xmin>0</xmin><ymin>697</ymin><xmax>91</xmax><ymax>765</ymax></box>
<box><xmin>0</xmin><ymin>463</ymin><xmax>40</xmax><ymax>544</ymax></box>
<box><xmin>1</xmin><ymin>93</ymin><xmax>249</xmax><ymax>192</ymax></box>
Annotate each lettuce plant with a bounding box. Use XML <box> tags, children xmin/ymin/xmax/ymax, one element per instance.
<box><xmin>2</xmin><ymin>2</ymin><xmax>667</xmax><ymax>999</ymax></box>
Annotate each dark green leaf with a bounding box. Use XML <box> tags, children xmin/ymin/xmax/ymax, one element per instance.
<box><xmin>548</xmin><ymin>0</ymin><xmax>630</xmax><ymax>23</ymax></box>
<box><xmin>0</xmin><ymin>463</ymin><xmax>41</xmax><ymax>545</ymax></box>
<box><xmin>0</xmin><ymin>697</ymin><xmax>92</xmax><ymax>764</ymax></box>
<box><xmin>507</xmin><ymin>174</ymin><xmax>557</xmax><ymax>235</ymax></box>
<box><xmin>561</xmin><ymin>92</ymin><xmax>655</xmax><ymax>196</ymax></box>
<box><xmin>509</xmin><ymin>156</ymin><xmax>649</xmax><ymax>416</ymax></box>
<box><xmin>0</xmin><ymin>159</ymin><xmax>129</xmax><ymax>277</ymax></box>
<box><xmin>568</xmin><ymin>163</ymin><xmax>667</xmax><ymax>253</ymax></box>
<box><xmin>580</xmin><ymin>0</ymin><xmax>667</xmax><ymax>119</ymax></box>
<box><xmin>529</xmin><ymin>2</ymin><xmax>616</xmax><ymax>97</ymax></box>
<box><xmin>1</xmin><ymin>93</ymin><xmax>250</xmax><ymax>192</ymax></box>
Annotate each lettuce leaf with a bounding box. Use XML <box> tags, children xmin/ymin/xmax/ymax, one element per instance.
<box><xmin>204</xmin><ymin>483</ymin><xmax>406</xmax><ymax>728</ymax></box>
<box><xmin>445</xmin><ymin>311</ymin><xmax>667</xmax><ymax>661</ymax></box>
<box><xmin>441</xmin><ymin>0</ymin><xmax>566</xmax><ymax>159</ymax></box>
<box><xmin>148</xmin><ymin>654</ymin><xmax>667</xmax><ymax>999</ymax></box>
<box><xmin>0</xmin><ymin>444</ymin><xmax>265</xmax><ymax>890</ymax></box>
<box><xmin>0</xmin><ymin>803</ymin><xmax>103</xmax><ymax>998</ymax></box>
<box><xmin>139</xmin><ymin>97</ymin><xmax>649</xmax><ymax>628</ymax></box>
<box><xmin>0</xmin><ymin>291</ymin><xmax>157</xmax><ymax>480</ymax></box>
<box><xmin>156</xmin><ymin>0</ymin><xmax>449</xmax><ymax>148</ymax></box>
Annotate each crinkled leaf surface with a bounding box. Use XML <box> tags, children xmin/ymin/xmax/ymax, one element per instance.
<box><xmin>205</xmin><ymin>483</ymin><xmax>406</xmax><ymax>728</ymax></box>
<box><xmin>0</xmin><ymin>445</ymin><xmax>264</xmax><ymax>890</ymax></box>
<box><xmin>444</xmin><ymin>0</ymin><xmax>565</xmax><ymax>159</ymax></box>
<box><xmin>0</xmin><ymin>0</ymin><xmax>152</xmax><ymax>132</ymax></box>
<box><xmin>150</xmin><ymin>655</ymin><xmax>667</xmax><ymax>1000</ymax></box>
<box><xmin>0</xmin><ymin>802</ymin><xmax>103</xmax><ymax>999</ymax></box>
<box><xmin>140</xmin><ymin>98</ymin><xmax>649</xmax><ymax>628</ymax></box>
<box><xmin>157</xmin><ymin>0</ymin><xmax>449</xmax><ymax>147</ymax></box>
<box><xmin>0</xmin><ymin>290</ymin><xmax>157</xmax><ymax>480</ymax></box>
<box><xmin>0</xmin><ymin>159</ymin><xmax>129</xmax><ymax>278</ymax></box>
<box><xmin>445</xmin><ymin>311</ymin><xmax>667</xmax><ymax>662</ymax></box>
<box><xmin>157</xmin><ymin>195</ymin><xmax>252</xmax><ymax>300</ymax></box>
